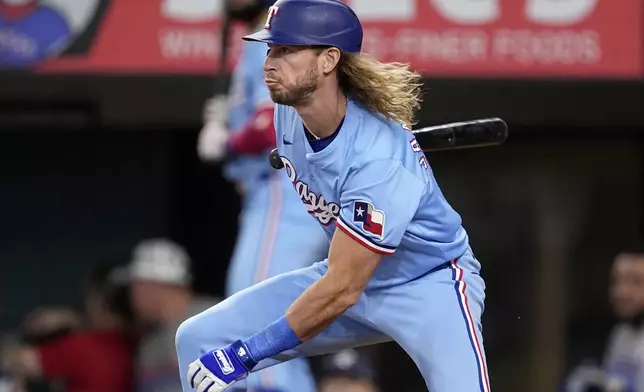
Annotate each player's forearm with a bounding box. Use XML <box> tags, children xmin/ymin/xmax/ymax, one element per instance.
<box><xmin>285</xmin><ymin>274</ymin><xmax>360</xmax><ymax>341</ymax></box>
<box><xmin>239</xmin><ymin>273</ymin><xmax>360</xmax><ymax>365</ymax></box>
<box><xmin>238</xmin><ymin>232</ymin><xmax>379</xmax><ymax>367</ymax></box>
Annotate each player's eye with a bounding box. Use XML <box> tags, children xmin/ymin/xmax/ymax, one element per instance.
<box><xmin>266</xmin><ymin>46</ymin><xmax>293</xmax><ymax>58</ymax></box>
<box><xmin>267</xmin><ymin>47</ymin><xmax>285</xmax><ymax>57</ymax></box>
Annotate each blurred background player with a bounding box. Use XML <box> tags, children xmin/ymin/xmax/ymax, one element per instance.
<box><xmin>565</xmin><ymin>251</ymin><xmax>644</xmax><ymax>392</ymax></box>
<box><xmin>128</xmin><ymin>238</ymin><xmax>218</xmax><ymax>392</ymax></box>
<box><xmin>600</xmin><ymin>251</ymin><xmax>644</xmax><ymax>391</ymax></box>
<box><xmin>196</xmin><ymin>1</ymin><xmax>327</xmax><ymax>391</ymax></box>
<box><xmin>317</xmin><ymin>349</ymin><xmax>380</xmax><ymax>392</ymax></box>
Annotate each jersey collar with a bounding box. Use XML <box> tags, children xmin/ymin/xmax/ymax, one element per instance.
<box><xmin>304</xmin><ymin>99</ymin><xmax>359</xmax><ymax>165</ymax></box>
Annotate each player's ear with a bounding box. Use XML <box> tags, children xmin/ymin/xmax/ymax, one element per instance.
<box><xmin>321</xmin><ymin>47</ymin><xmax>341</xmax><ymax>75</ymax></box>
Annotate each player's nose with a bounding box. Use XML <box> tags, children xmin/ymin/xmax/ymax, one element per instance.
<box><xmin>263</xmin><ymin>57</ymin><xmax>277</xmax><ymax>73</ymax></box>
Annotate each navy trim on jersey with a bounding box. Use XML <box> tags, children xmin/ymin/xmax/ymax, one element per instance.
<box><xmin>336</xmin><ymin>216</ymin><xmax>396</xmax><ymax>255</ymax></box>
<box><xmin>306</xmin><ymin>116</ymin><xmax>345</xmax><ymax>152</ymax></box>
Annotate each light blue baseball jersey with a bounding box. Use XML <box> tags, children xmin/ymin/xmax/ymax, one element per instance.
<box><xmin>224</xmin><ymin>40</ymin><xmax>274</xmax><ymax>187</ymax></box>
<box><xmin>274</xmin><ymin>99</ymin><xmax>470</xmax><ymax>287</ymax></box>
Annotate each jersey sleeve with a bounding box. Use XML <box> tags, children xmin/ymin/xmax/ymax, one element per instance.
<box><xmin>336</xmin><ymin>159</ymin><xmax>426</xmax><ymax>255</ymax></box>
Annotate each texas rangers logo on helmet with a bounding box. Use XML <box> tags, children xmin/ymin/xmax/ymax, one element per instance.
<box><xmin>243</xmin><ymin>0</ymin><xmax>363</xmax><ymax>53</ymax></box>
<box><xmin>264</xmin><ymin>5</ymin><xmax>279</xmax><ymax>29</ymax></box>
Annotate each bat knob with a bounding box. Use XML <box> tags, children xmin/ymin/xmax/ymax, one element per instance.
<box><xmin>269</xmin><ymin>148</ymin><xmax>284</xmax><ymax>170</ymax></box>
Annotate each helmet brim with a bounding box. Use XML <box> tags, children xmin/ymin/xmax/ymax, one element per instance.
<box><xmin>242</xmin><ymin>29</ymin><xmax>327</xmax><ymax>47</ymax></box>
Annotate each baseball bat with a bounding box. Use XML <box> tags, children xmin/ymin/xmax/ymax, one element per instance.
<box><xmin>412</xmin><ymin>117</ymin><xmax>507</xmax><ymax>152</ymax></box>
<box><xmin>201</xmin><ymin>2</ymin><xmax>231</xmax><ymax>166</ymax></box>
<box><xmin>268</xmin><ymin>117</ymin><xmax>508</xmax><ymax>169</ymax></box>
<box><xmin>215</xmin><ymin>3</ymin><xmax>232</xmax><ymax>94</ymax></box>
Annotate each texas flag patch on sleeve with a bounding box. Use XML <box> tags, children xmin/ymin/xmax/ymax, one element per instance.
<box><xmin>353</xmin><ymin>201</ymin><xmax>385</xmax><ymax>239</ymax></box>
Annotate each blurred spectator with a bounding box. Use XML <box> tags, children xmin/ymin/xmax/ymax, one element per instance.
<box><xmin>602</xmin><ymin>252</ymin><xmax>644</xmax><ymax>391</ymax></box>
<box><xmin>317</xmin><ymin>350</ymin><xmax>380</xmax><ymax>392</ymax></box>
<box><xmin>2</xmin><ymin>259</ymin><xmax>136</xmax><ymax>392</ymax></box>
<box><xmin>22</xmin><ymin>307</ymin><xmax>82</xmax><ymax>344</ymax></box>
<box><xmin>128</xmin><ymin>238</ymin><xmax>218</xmax><ymax>392</ymax></box>
<box><xmin>566</xmin><ymin>252</ymin><xmax>644</xmax><ymax>392</ymax></box>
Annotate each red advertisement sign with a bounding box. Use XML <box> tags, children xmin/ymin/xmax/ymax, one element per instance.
<box><xmin>1</xmin><ymin>0</ymin><xmax>639</xmax><ymax>77</ymax></box>
<box><xmin>357</xmin><ymin>0</ymin><xmax>643</xmax><ymax>78</ymax></box>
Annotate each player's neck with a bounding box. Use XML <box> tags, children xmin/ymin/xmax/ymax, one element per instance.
<box><xmin>295</xmin><ymin>89</ymin><xmax>347</xmax><ymax>139</ymax></box>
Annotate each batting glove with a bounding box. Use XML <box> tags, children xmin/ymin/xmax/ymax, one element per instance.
<box><xmin>197</xmin><ymin>120</ymin><xmax>229</xmax><ymax>162</ymax></box>
<box><xmin>197</xmin><ymin>96</ymin><xmax>231</xmax><ymax>162</ymax></box>
<box><xmin>187</xmin><ymin>340</ymin><xmax>258</xmax><ymax>392</ymax></box>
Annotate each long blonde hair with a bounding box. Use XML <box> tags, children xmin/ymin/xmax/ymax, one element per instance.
<box><xmin>338</xmin><ymin>52</ymin><xmax>424</xmax><ymax>127</ymax></box>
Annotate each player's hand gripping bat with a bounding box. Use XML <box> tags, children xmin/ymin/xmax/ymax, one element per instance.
<box><xmin>268</xmin><ymin>117</ymin><xmax>508</xmax><ymax>170</ymax></box>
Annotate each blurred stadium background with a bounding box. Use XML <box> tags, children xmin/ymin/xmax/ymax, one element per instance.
<box><xmin>0</xmin><ymin>0</ymin><xmax>643</xmax><ymax>391</ymax></box>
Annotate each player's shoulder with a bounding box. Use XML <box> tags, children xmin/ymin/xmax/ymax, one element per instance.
<box><xmin>341</xmin><ymin>101</ymin><xmax>430</xmax><ymax>186</ymax></box>
<box><xmin>345</xmin><ymin>102</ymin><xmax>416</xmax><ymax>163</ymax></box>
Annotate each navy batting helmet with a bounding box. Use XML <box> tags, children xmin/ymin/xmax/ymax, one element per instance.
<box><xmin>242</xmin><ymin>0</ymin><xmax>363</xmax><ymax>53</ymax></box>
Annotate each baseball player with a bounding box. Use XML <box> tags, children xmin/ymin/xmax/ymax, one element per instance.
<box><xmin>197</xmin><ymin>1</ymin><xmax>326</xmax><ymax>391</ymax></box>
<box><xmin>179</xmin><ymin>1</ymin><xmax>490</xmax><ymax>392</ymax></box>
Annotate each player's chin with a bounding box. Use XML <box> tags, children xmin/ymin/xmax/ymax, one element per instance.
<box><xmin>268</xmin><ymin>90</ymin><xmax>294</xmax><ymax>106</ymax></box>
